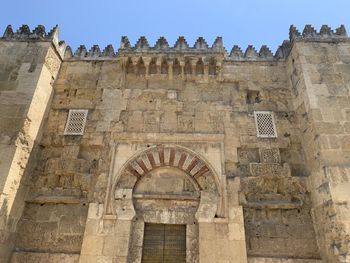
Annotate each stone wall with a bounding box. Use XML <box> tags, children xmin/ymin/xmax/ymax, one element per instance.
<box><xmin>15</xmin><ymin>203</ymin><xmax>87</xmax><ymax>253</ymax></box>
<box><xmin>287</xmin><ymin>38</ymin><xmax>350</xmax><ymax>262</ymax></box>
<box><xmin>1</xmin><ymin>24</ymin><xmax>349</xmax><ymax>262</ymax></box>
<box><xmin>241</xmin><ymin>176</ymin><xmax>319</xmax><ymax>258</ymax></box>
<box><xmin>0</xmin><ymin>28</ymin><xmax>63</xmax><ymax>261</ymax></box>
<box><xmin>15</xmin><ymin>46</ymin><xmax>316</xmax><ymax>261</ymax></box>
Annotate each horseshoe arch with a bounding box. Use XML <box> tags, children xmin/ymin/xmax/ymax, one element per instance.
<box><xmin>110</xmin><ymin>144</ymin><xmax>224</xmax><ymax>219</ymax></box>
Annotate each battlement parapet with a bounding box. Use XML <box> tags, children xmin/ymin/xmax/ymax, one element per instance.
<box><xmin>2</xmin><ymin>24</ymin><xmax>59</xmax><ymax>41</ymax></box>
<box><xmin>70</xmin><ymin>44</ymin><xmax>117</xmax><ymax>59</ymax></box>
<box><xmin>67</xmin><ymin>36</ymin><xmax>284</xmax><ymax>61</ymax></box>
<box><xmin>3</xmin><ymin>24</ymin><xmax>347</xmax><ymax>62</ymax></box>
<box><xmin>289</xmin><ymin>24</ymin><xmax>348</xmax><ymax>42</ymax></box>
<box><xmin>119</xmin><ymin>36</ymin><xmax>226</xmax><ymax>54</ymax></box>
<box><xmin>1</xmin><ymin>24</ymin><xmax>68</xmax><ymax>59</ymax></box>
<box><xmin>227</xmin><ymin>44</ymin><xmax>276</xmax><ymax>61</ymax></box>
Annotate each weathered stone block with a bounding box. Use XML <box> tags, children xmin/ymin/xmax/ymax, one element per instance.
<box><xmin>238</xmin><ymin>148</ymin><xmax>260</xmax><ymax>164</ymax></box>
<box><xmin>259</xmin><ymin>148</ymin><xmax>280</xmax><ymax>163</ymax></box>
<box><xmin>80</xmin><ymin>235</ymin><xmax>104</xmax><ymax>256</ymax></box>
<box><xmin>250</xmin><ymin>163</ymin><xmax>283</xmax><ymax>177</ymax></box>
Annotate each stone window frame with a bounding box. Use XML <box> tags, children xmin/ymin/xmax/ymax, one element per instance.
<box><xmin>254</xmin><ymin>111</ymin><xmax>277</xmax><ymax>138</ymax></box>
<box><xmin>64</xmin><ymin>109</ymin><xmax>88</xmax><ymax>135</ymax></box>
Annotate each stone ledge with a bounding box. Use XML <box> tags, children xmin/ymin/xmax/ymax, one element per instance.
<box><xmin>132</xmin><ymin>193</ymin><xmax>199</xmax><ymax>201</ymax></box>
<box><xmin>11</xmin><ymin>251</ymin><xmax>79</xmax><ymax>263</ymax></box>
<box><xmin>243</xmin><ymin>200</ymin><xmax>303</xmax><ymax>210</ymax></box>
<box><xmin>111</xmin><ymin>132</ymin><xmax>225</xmax><ymax>142</ymax></box>
<box><xmin>248</xmin><ymin>257</ymin><xmax>322</xmax><ymax>263</ymax></box>
<box><xmin>26</xmin><ymin>195</ymin><xmax>87</xmax><ymax>204</ymax></box>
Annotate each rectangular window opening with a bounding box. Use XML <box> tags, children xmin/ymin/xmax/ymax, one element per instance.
<box><xmin>64</xmin><ymin>109</ymin><xmax>88</xmax><ymax>135</ymax></box>
<box><xmin>254</xmin><ymin>111</ymin><xmax>277</xmax><ymax>138</ymax></box>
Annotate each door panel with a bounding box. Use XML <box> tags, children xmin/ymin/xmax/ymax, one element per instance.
<box><xmin>142</xmin><ymin>223</ymin><xmax>164</xmax><ymax>263</ymax></box>
<box><xmin>142</xmin><ymin>223</ymin><xmax>186</xmax><ymax>263</ymax></box>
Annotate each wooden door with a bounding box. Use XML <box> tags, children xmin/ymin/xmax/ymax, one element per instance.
<box><xmin>141</xmin><ymin>223</ymin><xmax>186</xmax><ymax>263</ymax></box>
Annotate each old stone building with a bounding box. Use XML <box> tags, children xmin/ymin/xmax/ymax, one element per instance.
<box><xmin>0</xmin><ymin>24</ymin><xmax>349</xmax><ymax>263</ymax></box>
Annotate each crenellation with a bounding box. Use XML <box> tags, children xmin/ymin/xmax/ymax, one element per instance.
<box><xmin>119</xmin><ymin>36</ymin><xmax>226</xmax><ymax>55</ymax></box>
<box><xmin>229</xmin><ymin>45</ymin><xmax>244</xmax><ymax>59</ymax></box>
<box><xmin>212</xmin><ymin>36</ymin><xmax>225</xmax><ymax>51</ymax></box>
<box><xmin>69</xmin><ymin>44</ymin><xmax>117</xmax><ymax>59</ymax></box>
<box><xmin>1</xmin><ymin>24</ymin><xmax>59</xmax><ymax>41</ymax></box>
<box><xmin>16</xmin><ymin>24</ymin><xmax>30</xmax><ymax>38</ymax></box>
<box><xmin>120</xmin><ymin>35</ymin><xmax>131</xmax><ymax>49</ymax></box>
<box><xmin>64</xmin><ymin>46</ymin><xmax>73</xmax><ymax>58</ymax></box>
<box><xmin>55</xmin><ymin>25</ymin><xmax>348</xmax><ymax>62</ymax></box>
<box><xmin>274</xmin><ymin>40</ymin><xmax>291</xmax><ymax>59</ymax></box>
<box><xmin>335</xmin><ymin>24</ymin><xmax>347</xmax><ymax>36</ymax></box>
<box><xmin>32</xmin><ymin>25</ymin><xmax>46</xmax><ymax>38</ymax></box>
<box><xmin>87</xmin><ymin>45</ymin><xmax>101</xmax><ymax>57</ymax></box>
<box><xmin>289</xmin><ymin>25</ymin><xmax>301</xmax><ymax>41</ymax></box>
<box><xmin>174</xmin><ymin>36</ymin><xmax>190</xmax><ymax>50</ymax></box>
<box><xmin>194</xmin><ymin>37</ymin><xmax>209</xmax><ymax>50</ymax></box>
<box><xmin>258</xmin><ymin>45</ymin><xmax>274</xmax><ymax>59</ymax></box>
<box><xmin>74</xmin><ymin>45</ymin><xmax>88</xmax><ymax>58</ymax></box>
<box><xmin>319</xmin><ymin>25</ymin><xmax>333</xmax><ymax>36</ymax></box>
<box><xmin>244</xmin><ymin>45</ymin><xmax>259</xmax><ymax>59</ymax></box>
<box><xmin>2</xmin><ymin>24</ymin><xmax>348</xmax><ymax>61</ymax></box>
<box><xmin>154</xmin><ymin>36</ymin><xmax>169</xmax><ymax>50</ymax></box>
<box><xmin>289</xmin><ymin>24</ymin><xmax>348</xmax><ymax>42</ymax></box>
<box><xmin>228</xmin><ymin>44</ymin><xmax>280</xmax><ymax>61</ymax></box>
<box><xmin>135</xmin><ymin>36</ymin><xmax>150</xmax><ymax>51</ymax></box>
<box><xmin>2</xmin><ymin>25</ymin><xmax>14</xmax><ymax>38</ymax></box>
<box><xmin>303</xmin><ymin>25</ymin><xmax>318</xmax><ymax>38</ymax></box>
<box><xmin>46</xmin><ymin>24</ymin><xmax>59</xmax><ymax>39</ymax></box>
<box><xmin>102</xmin><ymin>44</ymin><xmax>115</xmax><ymax>57</ymax></box>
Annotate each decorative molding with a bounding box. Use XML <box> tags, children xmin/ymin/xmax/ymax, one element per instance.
<box><xmin>44</xmin><ymin>47</ymin><xmax>61</xmax><ymax>77</ymax></box>
<box><xmin>111</xmin><ymin>132</ymin><xmax>225</xmax><ymax>142</ymax></box>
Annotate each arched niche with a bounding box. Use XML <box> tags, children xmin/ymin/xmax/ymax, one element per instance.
<box><xmin>173</xmin><ymin>59</ymin><xmax>181</xmax><ymax>76</ymax></box>
<box><xmin>149</xmin><ymin>58</ymin><xmax>157</xmax><ymax>74</ymax></box>
<box><xmin>133</xmin><ymin>166</ymin><xmax>200</xmax><ymax>223</ymax></box>
<box><xmin>160</xmin><ymin>58</ymin><xmax>168</xmax><ymax>74</ymax></box>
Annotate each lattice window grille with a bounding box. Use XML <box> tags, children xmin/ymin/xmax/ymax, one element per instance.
<box><xmin>254</xmin><ymin>111</ymin><xmax>277</xmax><ymax>138</ymax></box>
<box><xmin>64</xmin><ymin>109</ymin><xmax>88</xmax><ymax>135</ymax></box>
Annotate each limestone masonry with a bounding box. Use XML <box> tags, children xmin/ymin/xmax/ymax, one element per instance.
<box><xmin>0</xmin><ymin>24</ymin><xmax>350</xmax><ymax>263</ymax></box>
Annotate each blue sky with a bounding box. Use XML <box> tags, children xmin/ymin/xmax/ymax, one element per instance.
<box><xmin>1</xmin><ymin>0</ymin><xmax>349</xmax><ymax>54</ymax></box>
